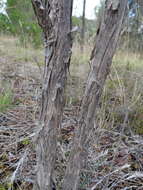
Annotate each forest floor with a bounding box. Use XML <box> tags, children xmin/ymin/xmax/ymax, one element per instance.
<box><xmin>0</xmin><ymin>35</ymin><xmax>143</xmax><ymax>190</ymax></box>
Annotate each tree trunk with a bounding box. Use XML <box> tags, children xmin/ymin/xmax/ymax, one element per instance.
<box><xmin>80</xmin><ymin>0</ymin><xmax>86</xmax><ymax>52</ymax></box>
<box><xmin>31</xmin><ymin>0</ymin><xmax>73</xmax><ymax>189</ymax></box>
<box><xmin>62</xmin><ymin>0</ymin><xmax>128</xmax><ymax>189</ymax></box>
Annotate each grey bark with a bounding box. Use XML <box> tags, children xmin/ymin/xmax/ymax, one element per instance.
<box><xmin>31</xmin><ymin>0</ymin><xmax>73</xmax><ymax>189</ymax></box>
<box><xmin>62</xmin><ymin>0</ymin><xmax>128</xmax><ymax>189</ymax></box>
<box><xmin>80</xmin><ymin>0</ymin><xmax>86</xmax><ymax>52</ymax></box>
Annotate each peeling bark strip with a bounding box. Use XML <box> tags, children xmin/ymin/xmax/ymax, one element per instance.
<box><xmin>62</xmin><ymin>0</ymin><xmax>128</xmax><ymax>189</ymax></box>
<box><xmin>31</xmin><ymin>0</ymin><xmax>73</xmax><ymax>189</ymax></box>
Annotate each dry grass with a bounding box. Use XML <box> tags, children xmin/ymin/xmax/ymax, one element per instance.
<box><xmin>67</xmin><ymin>45</ymin><xmax>143</xmax><ymax>189</ymax></box>
<box><xmin>0</xmin><ymin>35</ymin><xmax>44</xmax><ymax>65</ymax></box>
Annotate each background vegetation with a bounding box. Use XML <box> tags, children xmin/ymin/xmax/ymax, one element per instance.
<box><xmin>0</xmin><ymin>0</ymin><xmax>42</xmax><ymax>47</ymax></box>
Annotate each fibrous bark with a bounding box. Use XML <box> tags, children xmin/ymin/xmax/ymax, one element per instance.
<box><xmin>31</xmin><ymin>0</ymin><xmax>73</xmax><ymax>189</ymax></box>
<box><xmin>63</xmin><ymin>0</ymin><xmax>128</xmax><ymax>189</ymax></box>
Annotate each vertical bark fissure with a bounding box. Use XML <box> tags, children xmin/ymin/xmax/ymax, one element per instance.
<box><xmin>62</xmin><ymin>0</ymin><xmax>128</xmax><ymax>189</ymax></box>
<box><xmin>32</xmin><ymin>0</ymin><xmax>73</xmax><ymax>189</ymax></box>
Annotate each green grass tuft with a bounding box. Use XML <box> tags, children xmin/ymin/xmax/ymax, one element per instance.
<box><xmin>0</xmin><ymin>91</ymin><xmax>13</xmax><ymax>112</ymax></box>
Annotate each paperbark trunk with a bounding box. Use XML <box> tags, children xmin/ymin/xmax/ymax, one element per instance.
<box><xmin>31</xmin><ymin>0</ymin><xmax>73</xmax><ymax>189</ymax></box>
<box><xmin>63</xmin><ymin>0</ymin><xmax>128</xmax><ymax>189</ymax></box>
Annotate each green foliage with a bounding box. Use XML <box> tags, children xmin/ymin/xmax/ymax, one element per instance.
<box><xmin>0</xmin><ymin>184</ymin><xmax>6</xmax><ymax>190</ymax></box>
<box><xmin>0</xmin><ymin>183</ymin><xmax>13</xmax><ymax>190</ymax></box>
<box><xmin>0</xmin><ymin>0</ymin><xmax>42</xmax><ymax>48</ymax></box>
<box><xmin>0</xmin><ymin>14</ymin><xmax>11</xmax><ymax>33</ymax></box>
<box><xmin>72</xmin><ymin>16</ymin><xmax>81</xmax><ymax>26</ymax></box>
<box><xmin>21</xmin><ymin>138</ymin><xmax>31</xmax><ymax>145</ymax></box>
<box><xmin>0</xmin><ymin>90</ymin><xmax>13</xmax><ymax>112</ymax></box>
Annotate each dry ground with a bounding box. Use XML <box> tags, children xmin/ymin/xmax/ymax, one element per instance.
<box><xmin>0</xmin><ymin>35</ymin><xmax>143</xmax><ymax>190</ymax></box>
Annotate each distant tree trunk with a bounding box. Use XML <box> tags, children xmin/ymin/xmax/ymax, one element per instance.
<box><xmin>62</xmin><ymin>0</ymin><xmax>128</xmax><ymax>189</ymax></box>
<box><xmin>80</xmin><ymin>0</ymin><xmax>86</xmax><ymax>52</ymax></box>
<box><xmin>31</xmin><ymin>0</ymin><xmax>73</xmax><ymax>189</ymax></box>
